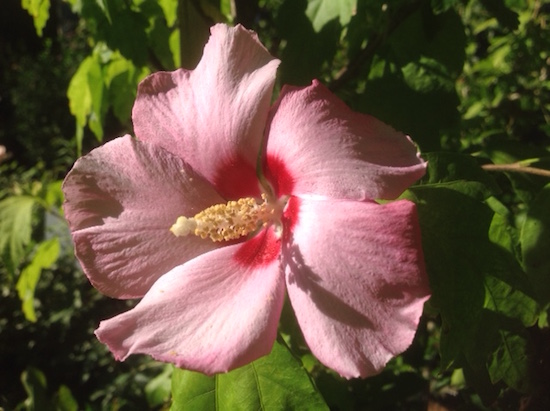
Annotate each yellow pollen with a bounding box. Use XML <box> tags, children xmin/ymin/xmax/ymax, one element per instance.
<box><xmin>170</xmin><ymin>194</ymin><xmax>276</xmax><ymax>242</ymax></box>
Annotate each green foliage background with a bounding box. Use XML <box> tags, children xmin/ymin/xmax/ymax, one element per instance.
<box><xmin>1</xmin><ymin>0</ymin><xmax>549</xmax><ymax>409</ymax></box>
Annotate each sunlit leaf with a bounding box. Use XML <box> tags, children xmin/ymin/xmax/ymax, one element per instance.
<box><xmin>87</xmin><ymin>55</ymin><xmax>106</xmax><ymax>142</ymax></box>
<box><xmin>0</xmin><ymin>195</ymin><xmax>37</xmax><ymax>275</ymax></box>
<box><xmin>67</xmin><ymin>58</ymin><xmax>93</xmax><ymax>128</ymax></box>
<box><xmin>104</xmin><ymin>53</ymin><xmax>141</xmax><ymax>123</ymax></box>
<box><xmin>171</xmin><ymin>340</ymin><xmax>328</xmax><ymax>410</ymax></box>
<box><xmin>16</xmin><ymin>238</ymin><xmax>60</xmax><ymax>322</ymax></box>
<box><xmin>44</xmin><ymin>180</ymin><xmax>63</xmax><ymax>210</ymax></box>
<box><xmin>306</xmin><ymin>0</ymin><xmax>356</xmax><ymax>32</ymax></box>
<box><xmin>220</xmin><ymin>0</ymin><xmax>234</xmax><ymax>22</ymax></box>
<box><xmin>169</xmin><ymin>29</ymin><xmax>181</xmax><ymax>68</ymax></box>
<box><xmin>158</xmin><ymin>0</ymin><xmax>179</xmax><ymax>26</ymax></box>
<box><xmin>21</xmin><ymin>0</ymin><xmax>50</xmax><ymax>36</ymax></box>
<box><xmin>67</xmin><ymin>53</ymin><xmax>105</xmax><ymax>150</ymax></box>
<box><xmin>53</xmin><ymin>385</ymin><xmax>78</xmax><ymax>411</ymax></box>
<box><xmin>172</xmin><ymin>367</ymin><xmax>214</xmax><ymax>409</ymax></box>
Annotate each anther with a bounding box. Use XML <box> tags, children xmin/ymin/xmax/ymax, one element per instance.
<box><xmin>170</xmin><ymin>195</ymin><xmax>275</xmax><ymax>242</ymax></box>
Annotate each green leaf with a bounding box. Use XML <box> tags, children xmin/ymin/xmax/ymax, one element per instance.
<box><xmin>405</xmin><ymin>153</ymin><xmax>539</xmax><ymax>395</ymax></box>
<box><xmin>488</xmin><ymin>328</ymin><xmax>531</xmax><ymax>393</ymax></box>
<box><xmin>431</xmin><ymin>0</ymin><xmax>461</xmax><ymax>13</ymax></box>
<box><xmin>159</xmin><ymin>0</ymin><xmax>179</xmax><ymax>26</ymax></box>
<box><xmin>0</xmin><ymin>195</ymin><xmax>37</xmax><ymax>275</ymax></box>
<box><xmin>521</xmin><ymin>183</ymin><xmax>550</xmax><ymax>306</ymax></box>
<box><xmin>354</xmin><ymin>68</ymin><xmax>461</xmax><ymax>150</ymax></box>
<box><xmin>484</xmin><ymin>213</ymin><xmax>539</xmax><ymax>327</ymax></box>
<box><xmin>388</xmin><ymin>7</ymin><xmax>466</xmax><ymax>76</ymax></box>
<box><xmin>277</xmin><ymin>0</ymin><xmax>341</xmax><ymax>85</ymax></box>
<box><xmin>16</xmin><ymin>238</ymin><xmax>60</xmax><ymax>322</ymax></box>
<box><xmin>417</xmin><ymin>152</ymin><xmax>500</xmax><ymax>199</ymax></box>
<box><xmin>67</xmin><ymin>53</ymin><xmax>105</xmax><ymax>148</ymax></box>
<box><xmin>95</xmin><ymin>0</ymin><xmax>112</xmax><ymax>23</ymax></box>
<box><xmin>20</xmin><ymin>366</ymin><xmax>49</xmax><ymax>411</ymax></box>
<box><xmin>305</xmin><ymin>0</ymin><xmax>357</xmax><ymax>32</ymax></box>
<box><xmin>145</xmin><ymin>365</ymin><xmax>172</xmax><ymax>408</ymax></box>
<box><xmin>482</xmin><ymin>140</ymin><xmax>550</xmax><ymax>204</ymax></box>
<box><xmin>21</xmin><ymin>0</ymin><xmax>50</xmax><ymax>37</ymax></box>
<box><xmin>171</xmin><ymin>340</ymin><xmax>328</xmax><ymax>410</ymax></box>
<box><xmin>53</xmin><ymin>385</ymin><xmax>78</xmax><ymax>411</ymax></box>
<box><xmin>483</xmin><ymin>274</ymin><xmax>538</xmax><ymax>327</ymax></box>
<box><xmin>353</xmin><ymin>8</ymin><xmax>466</xmax><ymax>150</ymax></box>
<box><xmin>105</xmin><ymin>9</ymin><xmax>149</xmax><ymax>66</ymax></box>
<box><xmin>480</xmin><ymin>0</ymin><xmax>519</xmax><ymax>31</ymax></box>
<box><xmin>198</xmin><ymin>0</ymin><xmax>231</xmax><ymax>22</ymax></box>
<box><xmin>148</xmin><ymin>14</ymin><xmax>177</xmax><ymax>70</ymax></box>
<box><xmin>104</xmin><ymin>53</ymin><xmax>149</xmax><ymax>123</ymax></box>
<box><xmin>169</xmin><ymin>29</ymin><xmax>181</xmax><ymax>68</ymax></box>
<box><xmin>177</xmin><ymin>0</ymin><xmax>212</xmax><ymax>69</ymax></box>
<box><xmin>171</xmin><ymin>368</ymin><xmax>214</xmax><ymax>409</ymax></box>
<box><xmin>488</xmin><ymin>206</ymin><xmax>517</xmax><ymax>252</ymax></box>
<box><xmin>220</xmin><ymin>0</ymin><xmax>234</xmax><ymax>22</ymax></box>
<box><xmin>405</xmin><ymin>186</ymin><xmax>487</xmax><ymax>367</ymax></box>
<box><xmin>44</xmin><ymin>180</ymin><xmax>63</xmax><ymax>209</ymax></box>
<box><xmin>88</xmin><ymin>55</ymin><xmax>106</xmax><ymax>141</ymax></box>
<box><xmin>401</xmin><ymin>57</ymin><xmax>455</xmax><ymax>93</ymax></box>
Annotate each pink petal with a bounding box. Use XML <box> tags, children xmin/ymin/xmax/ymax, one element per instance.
<box><xmin>282</xmin><ymin>197</ymin><xmax>430</xmax><ymax>378</ymax></box>
<box><xmin>132</xmin><ymin>24</ymin><xmax>280</xmax><ymax>199</ymax></box>
<box><xmin>264</xmin><ymin>80</ymin><xmax>426</xmax><ymax>200</ymax></box>
<box><xmin>62</xmin><ymin>136</ymin><xmax>224</xmax><ymax>299</ymax></box>
<box><xmin>95</xmin><ymin>228</ymin><xmax>285</xmax><ymax>374</ymax></box>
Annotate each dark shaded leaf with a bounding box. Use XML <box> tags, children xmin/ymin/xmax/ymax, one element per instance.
<box><xmin>277</xmin><ymin>0</ymin><xmax>341</xmax><ymax>85</ymax></box>
<box><xmin>522</xmin><ymin>183</ymin><xmax>550</xmax><ymax>306</ymax></box>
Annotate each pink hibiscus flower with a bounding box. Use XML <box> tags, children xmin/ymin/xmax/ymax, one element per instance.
<box><xmin>62</xmin><ymin>24</ymin><xmax>430</xmax><ymax>379</ymax></box>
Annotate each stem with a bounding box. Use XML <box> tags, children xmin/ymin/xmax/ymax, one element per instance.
<box><xmin>482</xmin><ymin>163</ymin><xmax>550</xmax><ymax>178</ymax></box>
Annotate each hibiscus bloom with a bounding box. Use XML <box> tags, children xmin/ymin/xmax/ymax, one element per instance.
<box><xmin>62</xmin><ymin>24</ymin><xmax>430</xmax><ymax>379</ymax></box>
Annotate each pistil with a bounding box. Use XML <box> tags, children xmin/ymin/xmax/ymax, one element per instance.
<box><xmin>171</xmin><ymin>194</ymin><xmax>278</xmax><ymax>242</ymax></box>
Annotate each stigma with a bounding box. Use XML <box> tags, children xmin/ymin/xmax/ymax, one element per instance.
<box><xmin>170</xmin><ymin>194</ymin><xmax>279</xmax><ymax>242</ymax></box>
